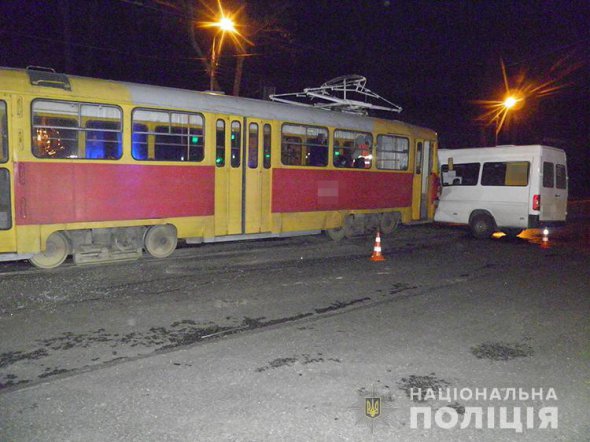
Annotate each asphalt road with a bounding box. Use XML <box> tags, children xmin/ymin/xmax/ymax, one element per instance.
<box><xmin>0</xmin><ymin>222</ymin><xmax>589</xmax><ymax>441</ymax></box>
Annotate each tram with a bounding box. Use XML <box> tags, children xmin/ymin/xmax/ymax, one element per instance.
<box><xmin>0</xmin><ymin>67</ymin><xmax>438</xmax><ymax>268</ymax></box>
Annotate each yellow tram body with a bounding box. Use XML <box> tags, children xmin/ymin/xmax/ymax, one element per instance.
<box><xmin>0</xmin><ymin>67</ymin><xmax>438</xmax><ymax>267</ymax></box>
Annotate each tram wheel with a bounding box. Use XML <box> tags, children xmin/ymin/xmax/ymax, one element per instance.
<box><xmin>326</xmin><ymin>214</ymin><xmax>354</xmax><ymax>241</ymax></box>
<box><xmin>326</xmin><ymin>226</ymin><xmax>346</xmax><ymax>241</ymax></box>
<box><xmin>30</xmin><ymin>232</ymin><xmax>70</xmax><ymax>269</ymax></box>
<box><xmin>144</xmin><ymin>224</ymin><xmax>177</xmax><ymax>258</ymax></box>
<box><xmin>380</xmin><ymin>212</ymin><xmax>400</xmax><ymax>234</ymax></box>
<box><xmin>343</xmin><ymin>214</ymin><xmax>355</xmax><ymax>238</ymax></box>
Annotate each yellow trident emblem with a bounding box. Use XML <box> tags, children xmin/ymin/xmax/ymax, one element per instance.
<box><xmin>365</xmin><ymin>397</ymin><xmax>381</xmax><ymax>419</ymax></box>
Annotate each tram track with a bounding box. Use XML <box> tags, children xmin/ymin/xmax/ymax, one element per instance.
<box><xmin>0</xmin><ymin>234</ymin><xmax>331</xmax><ymax>276</ymax></box>
<box><xmin>0</xmin><ymin>225</ymin><xmax>459</xmax><ymax>277</ymax></box>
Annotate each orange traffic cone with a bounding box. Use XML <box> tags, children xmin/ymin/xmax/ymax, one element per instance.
<box><xmin>370</xmin><ymin>231</ymin><xmax>386</xmax><ymax>262</ymax></box>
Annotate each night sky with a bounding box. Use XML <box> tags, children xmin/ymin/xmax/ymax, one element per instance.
<box><xmin>1</xmin><ymin>0</ymin><xmax>589</xmax><ymax>194</ymax></box>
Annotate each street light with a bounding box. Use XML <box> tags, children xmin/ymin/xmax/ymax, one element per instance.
<box><xmin>217</xmin><ymin>17</ymin><xmax>236</xmax><ymax>33</ymax></box>
<box><xmin>503</xmin><ymin>96</ymin><xmax>518</xmax><ymax>109</ymax></box>
<box><xmin>208</xmin><ymin>15</ymin><xmax>237</xmax><ymax>91</ymax></box>
<box><xmin>198</xmin><ymin>1</ymin><xmax>252</xmax><ymax>94</ymax></box>
<box><xmin>199</xmin><ymin>0</ymin><xmax>254</xmax><ymax>94</ymax></box>
<box><xmin>494</xmin><ymin>93</ymin><xmax>524</xmax><ymax>144</ymax></box>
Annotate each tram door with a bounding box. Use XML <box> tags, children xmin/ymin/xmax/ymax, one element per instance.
<box><xmin>412</xmin><ymin>140</ymin><xmax>433</xmax><ymax>221</ymax></box>
<box><xmin>0</xmin><ymin>99</ymin><xmax>16</xmax><ymax>253</ymax></box>
<box><xmin>214</xmin><ymin>117</ymin><xmax>272</xmax><ymax>236</ymax></box>
<box><xmin>244</xmin><ymin>119</ymin><xmax>271</xmax><ymax>233</ymax></box>
<box><xmin>214</xmin><ymin>117</ymin><xmax>243</xmax><ymax>235</ymax></box>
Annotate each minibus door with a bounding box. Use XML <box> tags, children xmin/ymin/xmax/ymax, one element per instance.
<box><xmin>0</xmin><ymin>99</ymin><xmax>16</xmax><ymax>253</ymax></box>
<box><xmin>540</xmin><ymin>152</ymin><xmax>568</xmax><ymax>222</ymax></box>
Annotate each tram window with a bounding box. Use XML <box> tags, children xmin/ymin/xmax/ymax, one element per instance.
<box><xmin>282</xmin><ymin>136</ymin><xmax>302</xmax><ymax>165</ymax></box>
<box><xmin>216</xmin><ymin>120</ymin><xmax>225</xmax><ymax>167</ymax></box>
<box><xmin>281</xmin><ymin>124</ymin><xmax>328</xmax><ymax>167</ymax></box>
<box><xmin>132</xmin><ymin>109</ymin><xmax>204</xmax><ymax>162</ymax></box>
<box><xmin>556</xmin><ymin>164</ymin><xmax>567</xmax><ymax>189</ymax></box>
<box><xmin>441</xmin><ymin>163</ymin><xmax>480</xmax><ymax>186</ymax></box>
<box><xmin>32</xmin><ymin>100</ymin><xmax>122</xmax><ymax>160</ymax></box>
<box><xmin>231</xmin><ymin>121</ymin><xmax>241</xmax><ymax>168</ymax></box>
<box><xmin>543</xmin><ymin>162</ymin><xmax>554</xmax><ymax>188</ymax></box>
<box><xmin>415</xmin><ymin>142</ymin><xmax>423</xmax><ymax>174</ymax></box>
<box><xmin>0</xmin><ymin>101</ymin><xmax>7</xmax><ymax>163</ymax></box>
<box><xmin>263</xmin><ymin>124</ymin><xmax>271</xmax><ymax>169</ymax></box>
<box><xmin>132</xmin><ymin>123</ymin><xmax>148</xmax><ymax>160</ymax></box>
<box><xmin>481</xmin><ymin>162</ymin><xmax>529</xmax><ymax>186</ymax></box>
<box><xmin>376</xmin><ymin>135</ymin><xmax>409</xmax><ymax>170</ymax></box>
<box><xmin>0</xmin><ymin>169</ymin><xmax>11</xmax><ymax>230</ymax></box>
<box><xmin>155</xmin><ymin>125</ymin><xmax>203</xmax><ymax>162</ymax></box>
<box><xmin>33</xmin><ymin>116</ymin><xmax>78</xmax><ymax>158</ymax></box>
<box><xmin>85</xmin><ymin>120</ymin><xmax>122</xmax><ymax>160</ymax></box>
<box><xmin>333</xmin><ymin>130</ymin><xmax>372</xmax><ymax>169</ymax></box>
<box><xmin>248</xmin><ymin>123</ymin><xmax>258</xmax><ymax>169</ymax></box>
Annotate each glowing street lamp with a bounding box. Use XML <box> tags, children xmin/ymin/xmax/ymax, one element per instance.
<box><xmin>493</xmin><ymin>93</ymin><xmax>524</xmax><ymax>144</ymax></box>
<box><xmin>198</xmin><ymin>1</ymin><xmax>252</xmax><ymax>93</ymax></box>
<box><xmin>503</xmin><ymin>96</ymin><xmax>518</xmax><ymax>109</ymax></box>
<box><xmin>216</xmin><ymin>17</ymin><xmax>236</xmax><ymax>33</ymax></box>
<box><xmin>208</xmin><ymin>16</ymin><xmax>237</xmax><ymax>91</ymax></box>
<box><xmin>477</xmin><ymin>56</ymin><xmax>578</xmax><ymax>146</ymax></box>
<box><xmin>199</xmin><ymin>0</ymin><xmax>252</xmax><ymax>92</ymax></box>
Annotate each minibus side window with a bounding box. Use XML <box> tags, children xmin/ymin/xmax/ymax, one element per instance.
<box><xmin>481</xmin><ymin>162</ymin><xmax>529</xmax><ymax>186</ymax></box>
<box><xmin>441</xmin><ymin>163</ymin><xmax>480</xmax><ymax>186</ymax></box>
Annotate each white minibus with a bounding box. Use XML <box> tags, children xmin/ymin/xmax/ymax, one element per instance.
<box><xmin>435</xmin><ymin>145</ymin><xmax>567</xmax><ymax>238</ymax></box>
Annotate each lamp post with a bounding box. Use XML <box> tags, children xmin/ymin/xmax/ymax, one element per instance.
<box><xmin>209</xmin><ymin>34</ymin><xmax>219</xmax><ymax>91</ymax></box>
<box><xmin>208</xmin><ymin>16</ymin><xmax>237</xmax><ymax>92</ymax></box>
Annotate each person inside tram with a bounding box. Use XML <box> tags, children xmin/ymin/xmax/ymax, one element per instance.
<box><xmin>335</xmin><ymin>147</ymin><xmax>353</xmax><ymax>167</ymax></box>
<box><xmin>352</xmin><ymin>136</ymin><xmax>371</xmax><ymax>169</ymax></box>
<box><xmin>309</xmin><ymin>133</ymin><xmax>328</xmax><ymax>166</ymax></box>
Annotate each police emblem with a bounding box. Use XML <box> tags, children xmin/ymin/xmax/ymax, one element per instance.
<box><xmin>365</xmin><ymin>397</ymin><xmax>381</xmax><ymax>419</ymax></box>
